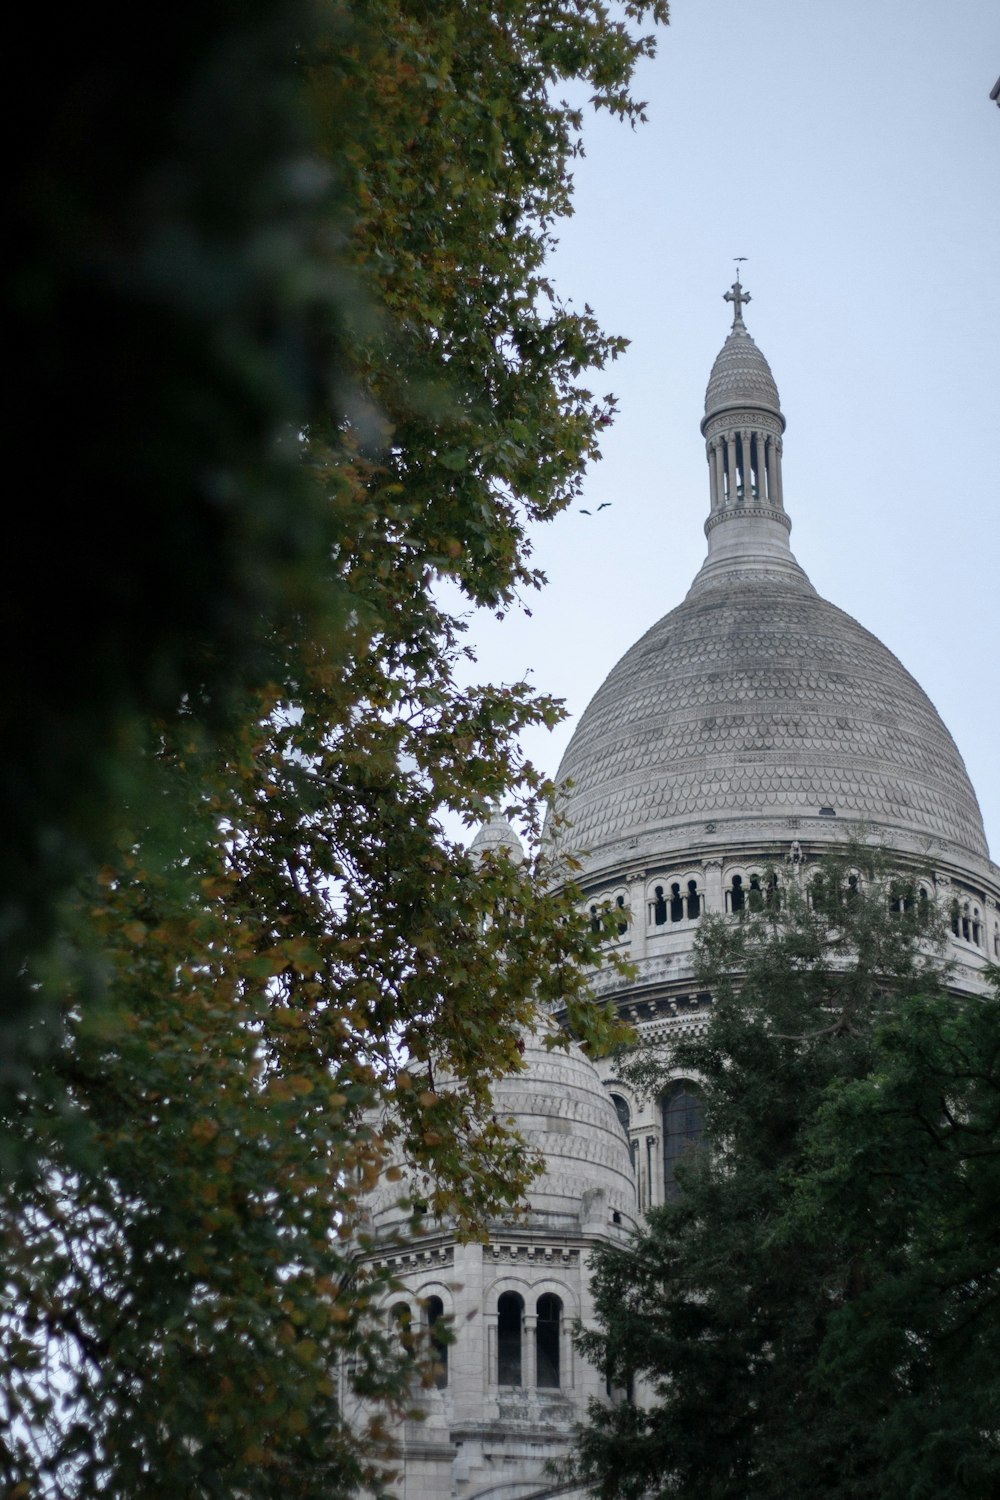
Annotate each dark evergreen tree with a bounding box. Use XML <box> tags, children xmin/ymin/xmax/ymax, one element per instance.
<box><xmin>570</xmin><ymin>850</ymin><xmax>1000</xmax><ymax>1500</ymax></box>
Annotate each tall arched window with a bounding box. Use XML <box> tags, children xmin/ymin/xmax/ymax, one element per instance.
<box><xmin>390</xmin><ymin>1301</ymin><xmax>414</xmax><ymax>1360</ymax></box>
<box><xmin>426</xmin><ymin>1295</ymin><xmax>448</xmax><ymax>1389</ymax></box>
<box><xmin>610</xmin><ymin>1093</ymin><xmax>631</xmax><ymax>1134</ymax></box>
<box><xmin>536</xmin><ymin>1294</ymin><xmax>562</xmax><ymax>1388</ymax></box>
<box><xmin>497</xmin><ymin>1291</ymin><xmax>523</xmax><ymax>1386</ymax></box>
<box><xmin>662</xmin><ymin>1082</ymin><xmax>705</xmax><ymax>1200</ymax></box>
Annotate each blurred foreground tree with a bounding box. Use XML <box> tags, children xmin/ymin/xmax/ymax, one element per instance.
<box><xmin>2</xmin><ymin>1</ymin><xmax>667</xmax><ymax>1493</ymax></box>
<box><xmin>570</xmin><ymin>851</ymin><xmax>1000</xmax><ymax>1500</ymax></box>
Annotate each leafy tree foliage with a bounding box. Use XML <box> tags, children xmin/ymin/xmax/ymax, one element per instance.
<box><xmin>2</xmin><ymin>1</ymin><xmax>668</xmax><ymax>1494</ymax></box>
<box><xmin>571</xmin><ymin>852</ymin><xmax>1000</xmax><ymax>1500</ymax></box>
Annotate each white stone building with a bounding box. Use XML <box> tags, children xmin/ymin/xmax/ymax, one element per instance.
<box><xmin>352</xmin><ymin>286</ymin><xmax>999</xmax><ymax>1500</ymax></box>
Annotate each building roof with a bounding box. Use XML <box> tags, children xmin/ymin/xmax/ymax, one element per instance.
<box><xmin>703</xmin><ymin>321</ymin><xmax>783</xmax><ymax>425</ymax></box>
<box><xmin>553</xmin><ymin>294</ymin><xmax>989</xmax><ymax>877</ymax></box>
<box><xmin>554</xmin><ymin>570</ymin><xmax>988</xmax><ymax>872</ymax></box>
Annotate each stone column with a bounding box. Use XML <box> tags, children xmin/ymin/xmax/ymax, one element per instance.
<box><xmin>486</xmin><ymin>1313</ymin><xmax>498</xmax><ymax>1389</ymax></box>
<box><xmin>711</xmin><ymin>439</ymin><xmax>724</xmax><ymax>511</ymax></box>
<box><xmin>646</xmin><ymin>1134</ymin><xmax>659</xmax><ymax>1209</ymax></box>
<box><xmin>561</xmin><ymin>1313</ymin><xmax>574</xmax><ymax>1390</ymax></box>
<box><xmin>724</xmin><ymin>433</ymin><xmax>735</xmax><ymax>505</ymax></box>
<box><xmin>522</xmin><ymin>1313</ymin><xmax>537</xmax><ymax>1390</ymax></box>
<box><xmin>703</xmin><ymin>858</ymin><xmax>724</xmax><ymax>914</ymax></box>
<box><xmin>774</xmin><ymin>438</ymin><xmax>783</xmax><ymax>507</ymax></box>
<box><xmin>627</xmin><ymin>871</ymin><xmax>646</xmax><ymax>959</ymax></box>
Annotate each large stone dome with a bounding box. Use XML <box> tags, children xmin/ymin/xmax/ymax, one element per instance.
<box><xmin>554</xmin><ymin>565</ymin><xmax>988</xmax><ymax>875</ymax></box>
<box><xmin>553</xmin><ymin>286</ymin><xmax>990</xmax><ymax>880</ymax></box>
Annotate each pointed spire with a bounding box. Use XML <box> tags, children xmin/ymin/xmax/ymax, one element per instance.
<box><xmin>689</xmin><ymin>282</ymin><xmax>813</xmax><ymax>597</ymax></box>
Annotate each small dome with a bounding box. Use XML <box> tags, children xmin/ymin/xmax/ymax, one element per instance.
<box><xmin>703</xmin><ymin>324</ymin><xmax>783</xmax><ymax>425</ymax></box>
<box><xmin>490</xmin><ymin>1030</ymin><xmax>636</xmax><ymax>1228</ymax></box>
<box><xmin>366</xmin><ymin>1031</ymin><xmax>636</xmax><ymax>1238</ymax></box>
<box><xmin>469</xmin><ymin>808</ymin><xmax>525</xmax><ymax>865</ymax></box>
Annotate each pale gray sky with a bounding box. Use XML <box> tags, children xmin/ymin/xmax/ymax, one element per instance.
<box><xmin>462</xmin><ymin>0</ymin><xmax>999</xmax><ymax>858</ymax></box>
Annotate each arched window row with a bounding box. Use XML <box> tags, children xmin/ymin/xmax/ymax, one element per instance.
<box><xmin>807</xmin><ymin>868</ymin><xmax>861</xmax><ymax>914</ymax></box>
<box><xmin>587</xmin><ymin>889</ymin><xmax>629</xmax><ymax>939</ymax></box>
<box><xmin>727</xmin><ymin>868</ymin><xmax>780</xmax><ymax>915</ymax></box>
<box><xmin>951</xmin><ymin>898</ymin><xmax>984</xmax><ymax>948</ymax></box>
<box><xmin>388</xmin><ymin>1293</ymin><xmax>451</xmax><ymax>1389</ymax></box>
<box><xmin>649</xmin><ymin>876</ymin><xmax>701</xmax><ymax>927</ymax></box>
<box><xmin>889</xmin><ymin>880</ymin><xmax>932</xmax><ymax>917</ymax></box>
<box><xmin>496</xmin><ymin>1290</ymin><xmax>566</xmax><ymax>1389</ymax></box>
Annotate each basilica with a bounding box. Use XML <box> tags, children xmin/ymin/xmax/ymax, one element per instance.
<box><xmin>350</xmin><ymin>287</ymin><xmax>998</xmax><ymax>1500</ymax></box>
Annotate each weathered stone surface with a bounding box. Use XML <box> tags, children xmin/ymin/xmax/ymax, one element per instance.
<box><xmin>555</xmin><ymin>569</ymin><xmax>987</xmax><ymax>874</ymax></box>
<box><xmin>704</xmin><ymin>320</ymin><xmax>782</xmax><ymax>420</ymax></box>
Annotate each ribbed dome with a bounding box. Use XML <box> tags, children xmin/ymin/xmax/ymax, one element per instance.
<box><xmin>554</xmin><ymin>567</ymin><xmax>989</xmax><ymax>872</ymax></box>
<box><xmin>366</xmin><ymin>1031</ymin><xmax>636</xmax><ymax>1236</ymax></box>
<box><xmin>703</xmin><ymin>323</ymin><xmax>783</xmax><ymax>423</ymax></box>
<box><xmin>490</xmin><ymin>1031</ymin><xmax>636</xmax><ymax>1227</ymax></box>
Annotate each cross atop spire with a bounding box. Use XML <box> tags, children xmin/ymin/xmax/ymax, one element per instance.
<box><xmin>724</xmin><ymin>266</ymin><xmax>751</xmax><ymax>327</ymax></box>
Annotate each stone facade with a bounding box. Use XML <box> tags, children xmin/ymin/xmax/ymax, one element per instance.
<box><xmin>354</xmin><ymin>287</ymin><xmax>999</xmax><ymax>1497</ymax></box>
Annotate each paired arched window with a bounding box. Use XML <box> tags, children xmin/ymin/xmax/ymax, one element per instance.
<box><xmin>890</xmin><ymin>882</ymin><xmax>931</xmax><ymax>921</ymax></box>
<box><xmin>952</xmin><ymin>900</ymin><xmax>983</xmax><ymax>946</ymax></box>
<box><xmin>662</xmin><ymin>1082</ymin><xmax>705</xmax><ymax>1201</ymax></box>
<box><xmin>730</xmin><ymin>870</ymin><xmax>779</xmax><ymax>914</ymax></box>
<box><xmin>588</xmin><ymin>892</ymin><xmax>629</xmax><ymax>938</ymax></box>
<box><xmin>496</xmin><ymin>1291</ymin><xmax>564</xmax><ymax>1389</ymax></box>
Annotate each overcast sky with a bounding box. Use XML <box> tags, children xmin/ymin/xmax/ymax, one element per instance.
<box><xmin>461</xmin><ymin>0</ymin><xmax>999</xmax><ymax>861</ymax></box>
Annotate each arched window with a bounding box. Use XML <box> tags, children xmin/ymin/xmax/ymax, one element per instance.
<box><xmin>497</xmin><ymin>1291</ymin><xmax>523</xmax><ymax>1386</ymax></box>
<box><xmin>653</xmin><ymin>885</ymin><xmax>667</xmax><ymax>926</ymax></box>
<box><xmin>890</xmin><ymin>881</ymin><xmax>914</xmax><ymax>914</ymax></box>
<box><xmin>729</xmin><ymin>873</ymin><xmax>744</xmax><ymax>914</ymax></box>
<box><xmin>748</xmin><ymin>873</ymin><xmax>764</xmax><ymax>911</ymax></box>
<box><xmin>686</xmin><ymin>879</ymin><xmax>701</xmax><ymax>919</ymax></box>
<box><xmin>610</xmin><ymin>1093</ymin><xmax>631</xmax><ymax>1133</ymax></box>
<box><xmin>662</xmin><ymin>1082</ymin><xmax>705</xmax><ymax>1201</ymax></box>
<box><xmin>615</xmin><ymin>894</ymin><xmax>628</xmax><ymax>936</ymax></box>
<box><xmin>536</xmin><ymin>1294</ymin><xmax>562</xmax><ymax>1389</ymax></box>
<box><xmin>425</xmin><ymin>1295</ymin><xmax>448</xmax><ymax>1389</ymax></box>
<box><xmin>390</xmin><ymin>1301</ymin><xmax>414</xmax><ymax>1359</ymax></box>
<box><xmin>589</xmin><ymin>904</ymin><xmax>600</xmax><ymax>934</ymax></box>
<box><xmin>670</xmin><ymin>882</ymin><xmax>684</xmax><ymax>922</ymax></box>
<box><xmin>765</xmin><ymin>872</ymin><xmax>780</xmax><ymax>910</ymax></box>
